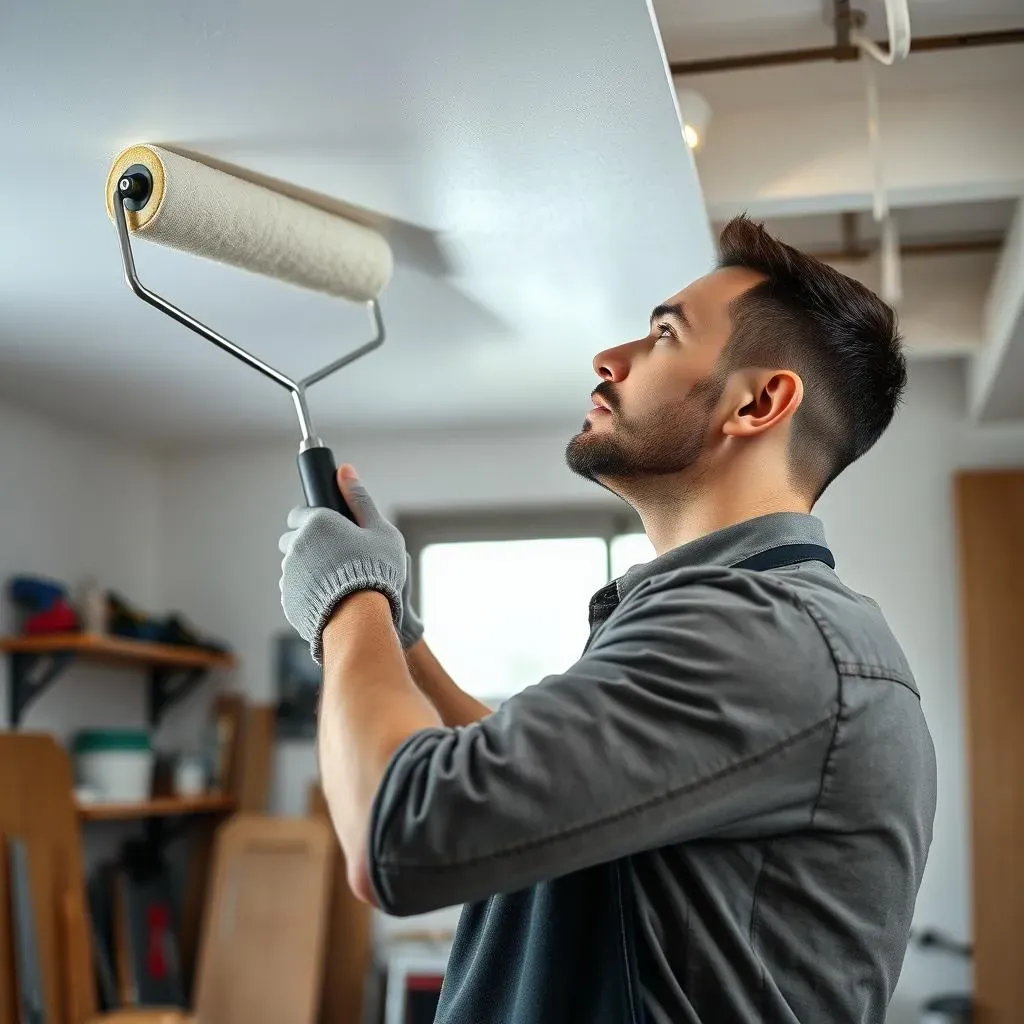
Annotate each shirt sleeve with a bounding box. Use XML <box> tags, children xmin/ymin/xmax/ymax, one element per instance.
<box><xmin>368</xmin><ymin>566</ymin><xmax>840</xmax><ymax>916</ymax></box>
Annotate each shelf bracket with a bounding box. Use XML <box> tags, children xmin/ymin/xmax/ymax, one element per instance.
<box><xmin>148</xmin><ymin>666</ymin><xmax>209</xmax><ymax>728</ymax></box>
<box><xmin>9</xmin><ymin>650</ymin><xmax>76</xmax><ymax>727</ymax></box>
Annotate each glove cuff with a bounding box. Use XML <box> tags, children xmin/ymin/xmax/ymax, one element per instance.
<box><xmin>307</xmin><ymin>558</ymin><xmax>404</xmax><ymax>664</ymax></box>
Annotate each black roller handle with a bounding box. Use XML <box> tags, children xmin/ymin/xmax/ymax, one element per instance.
<box><xmin>297</xmin><ymin>445</ymin><xmax>356</xmax><ymax>521</ymax></box>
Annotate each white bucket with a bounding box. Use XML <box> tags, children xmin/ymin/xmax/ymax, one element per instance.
<box><xmin>73</xmin><ymin>729</ymin><xmax>154</xmax><ymax>803</ymax></box>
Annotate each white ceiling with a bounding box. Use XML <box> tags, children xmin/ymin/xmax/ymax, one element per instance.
<box><xmin>0</xmin><ymin>0</ymin><xmax>712</xmax><ymax>448</ymax></box>
<box><xmin>4</xmin><ymin>0</ymin><xmax>1023</xmax><ymax>448</ymax></box>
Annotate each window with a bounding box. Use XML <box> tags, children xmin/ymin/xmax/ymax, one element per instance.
<box><xmin>399</xmin><ymin>506</ymin><xmax>656</xmax><ymax>702</ymax></box>
<box><xmin>611</xmin><ymin>532</ymin><xmax>656</xmax><ymax>579</ymax></box>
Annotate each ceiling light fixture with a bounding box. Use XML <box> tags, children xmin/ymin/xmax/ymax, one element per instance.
<box><xmin>675</xmin><ymin>89</ymin><xmax>711</xmax><ymax>151</ymax></box>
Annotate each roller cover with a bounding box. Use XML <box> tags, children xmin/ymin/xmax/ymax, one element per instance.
<box><xmin>106</xmin><ymin>144</ymin><xmax>393</xmax><ymax>302</ymax></box>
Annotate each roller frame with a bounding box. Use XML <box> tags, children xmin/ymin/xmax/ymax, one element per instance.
<box><xmin>111</xmin><ymin>178</ymin><xmax>386</xmax><ymax>452</ymax></box>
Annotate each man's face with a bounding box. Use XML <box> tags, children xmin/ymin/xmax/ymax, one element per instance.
<box><xmin>565</xmin><ymin>266</ymin><xmax>764</xmax><ymax>488</ymax></box>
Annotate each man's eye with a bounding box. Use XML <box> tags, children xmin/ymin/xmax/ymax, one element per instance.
<box><xmin>655</xmin><ymin>323</ymin><xmax>674</xmax><ymax>340</ymax></box>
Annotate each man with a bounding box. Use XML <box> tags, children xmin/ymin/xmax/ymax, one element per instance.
<box><xmin>279</xmin><ymin>215</ymin><xmax>936</xmax><ymax>1023</ymax></box>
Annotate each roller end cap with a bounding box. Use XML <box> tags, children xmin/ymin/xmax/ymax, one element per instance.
<box><xmin>116</xmin><ymin>163</ymin><xmax>154</xmax><ymax>212</ymax></box>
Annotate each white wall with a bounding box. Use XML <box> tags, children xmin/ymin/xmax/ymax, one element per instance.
<box><xmin>132</xmin><ymin>362</ymin><xmax>1024</xmax><ymax>1014</ymax></box>
<box><xmin>0</xmin><ymin>399</ymin><xmax>169</xmax><ymax>864</ymax></box>
<box><xmin>0</xmin><ymin>399</ymin><xmax>164</xmax><ymax>736</ymax></box>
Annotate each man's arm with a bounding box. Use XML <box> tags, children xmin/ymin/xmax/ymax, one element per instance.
<box><xmin>317</xmin><ymin>590</ymin><xmax>443</xmax><ymax>903</ymax></box>
<box><xmin>405</xmin><ymin>639</ymin><xmax>492</xmax><ymax>726</ymax></box>
<box><xmin>365</xmin><ymin>570</ymin><xmax>841</xmax><ymax>917</ymax></box>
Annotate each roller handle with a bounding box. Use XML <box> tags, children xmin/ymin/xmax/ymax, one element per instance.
<box><xmin>297</xmin><ymin>446</ymin><xmax>356</xmax><ymax>522</ymax></box>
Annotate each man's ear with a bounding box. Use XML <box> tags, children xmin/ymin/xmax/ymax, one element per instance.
<box><xmin>722</xmin><ymin>369</ymin><xmax>803</xmax><ymax>439</ymax></box>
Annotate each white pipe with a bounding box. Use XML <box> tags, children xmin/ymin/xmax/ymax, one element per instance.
<box><xmin>851</xmin><ymin>0</ymin><xmax>911</xmax><ymax>67</ymax></box>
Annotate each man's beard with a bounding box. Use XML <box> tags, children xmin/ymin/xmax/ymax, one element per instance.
<box><xmin>564</xmin><ymin>374</ymin><xmax>725</xmax><ymax>486</ymax></box>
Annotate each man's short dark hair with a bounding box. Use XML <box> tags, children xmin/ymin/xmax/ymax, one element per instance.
<box><xmin>716</xmin><ymin>214</ymin><xmax>906</xmax><ymax>502</ymax></box>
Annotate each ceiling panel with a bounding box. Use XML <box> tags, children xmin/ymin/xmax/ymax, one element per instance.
<box><xmin>657</xmin><ymin>0</ymin><xmax>1024</xmax><ymax>61</ymax></box>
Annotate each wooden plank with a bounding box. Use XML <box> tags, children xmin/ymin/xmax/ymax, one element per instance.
<box><xmin>236</xmin><ymin>705</ymin><xmax>275</xmax><ymax>813</ymax></box>
<box><xmin>77</xmin><ymin>793</ymin><xmax>237</xmax><ymax>821</ymax></box>
<box><xmin>212</xmin><ymin>693</ymin><xmax>247</xmax><ymax>796</ymax></box>
<box><xmin>0</xmin><ymin>734</ymin><xmax>96</xmax><ymax>1024</ymax></box>
<box><xmin>308</xmin><ymin>784</ymin><xmax>372</xmax><ymax>1024</ymax></box>
<box><xmin>0</xmin><ymin>632</ymin><xmax>236</xmax><ymax>670</ymax></box>
<box><xmin>955</xmin><ymin>468</ymin><xmax>1024</xmax><ymax>1024</ymax></box>
<box><xmin>193</xmin><ymin>815</ymin><xmax>332</xmax><ymax>1024</ymax></box>
<box><xmin>181</xmin><ymin>701</ymin><xmax>275</xmax><ymax>999</ymax></box>
<box><xmin>180</xmin><ymin>817</ymin><xmax>221</xmax><ymax>1005</ymax></box>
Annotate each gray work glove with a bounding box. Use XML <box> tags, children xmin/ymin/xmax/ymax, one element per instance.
<box><xmin>398</xmin><ymin>553</ymin><xmax>425</xmax><ymax>650</ymax></box>
<box><xmin>278</xmin><ymin>465</ymin><xmax>406</xmax><ymax>663</ymax></box>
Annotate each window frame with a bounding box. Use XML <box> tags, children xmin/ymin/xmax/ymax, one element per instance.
<box><xmin>395</xmin><ymin>502</ymin><xmax>644</xmax><ymax>614</ymax></box>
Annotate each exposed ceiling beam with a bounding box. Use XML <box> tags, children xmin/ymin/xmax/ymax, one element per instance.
<box><xmin>967</xmin><ymin>199</ymin><xmax>1024</xmax><ymax>421</ymax></box>
<box><xmin>693</xmin><ymin>89</ymin><xmax>1024</xmax><ymax>221</ymax></box>
<box><xmin>808</xmin><ymin>237</ymin><xmax>1003</xmax><ymax>263</ymax></box>
<box><xmin>824</xmin><ymin>250</ymin><xmax>999</xmax><ymax>360</ymax></box>
<box><xmin>670</xmin><ymin>27</ymin><xmax>1024</xmax><ymax>76</ymax></box>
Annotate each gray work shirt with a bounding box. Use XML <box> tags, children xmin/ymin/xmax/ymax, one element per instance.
<box><xmin>369</xmin><ymin>512</ymin><xmax>937</xmax><ymax>1023</ymax></box>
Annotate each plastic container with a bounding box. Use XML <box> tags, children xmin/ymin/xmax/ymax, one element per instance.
<box><xmin>72</xmin><ymin>728</ymin><xmax>154</xmax><ymax>803</ymax></box>
<box><xmin>174</xmin><ymin>756</ymin><xmax>206</xmax><ymax>796</ymax></box>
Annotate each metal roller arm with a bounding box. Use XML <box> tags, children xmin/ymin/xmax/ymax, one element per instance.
<box><xmin>112</xmin><ymin>181</ymin><xmax>386</xmax><ymax>449</ymax></box>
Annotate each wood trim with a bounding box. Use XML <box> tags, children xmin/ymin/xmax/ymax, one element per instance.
<box><xmin>955</xmin><ymin>468</ymin><xmax>1024</xmax><ymax>1023</ymax></box>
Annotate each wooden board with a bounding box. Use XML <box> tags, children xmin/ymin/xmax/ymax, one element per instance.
<box><xmin>0</xmin><ymin>733</ymin><xmax>96</xmax><ymax>1024</ymax></box>
<box><xmin>235</xmin><ymin>706</ymin><xmax>275</xmax><ymax>813</ymax></box>
<box><xmin>193</xmin><ymin>815</ymin><xmax>332</xmax><ymax>1024</ymax></box>
<box><xmin>308</xmin><ymin>785</ymin><xmax>373</xmax><ymax>1024</ymax></box>
<box><xmin>212</xmin><ymin>693</ymin><xmax>247</xmax><ymax>795</ymax></box>
<box><xmin>179</xmin><ymin>817</ymin><xmax>221</xmax><ymax>1004</ymax></box>
<box><xmin>179</xmin><ymin>700</ymin><xmax>275</xmax><ymax>997</ymax></box>
<box><xmin>0</xmin><ymin>633</ymin><xmax>236</xmax><ymax>670</ymax></box>
<box><xmin>955</xmin><ymin>468</ymin><xmax>1024</xmax><ymax>1024</ymax></box>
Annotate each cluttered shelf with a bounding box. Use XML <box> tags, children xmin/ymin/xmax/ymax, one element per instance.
<box><xmin>0</xmin><ymin>631</ymin><xmax>237</xmax><ymax>670</ymax></box>
<box><xmin>77</xmin><ymin>792</ymin><xmax>237</xmax><ymax>821</ymax></box>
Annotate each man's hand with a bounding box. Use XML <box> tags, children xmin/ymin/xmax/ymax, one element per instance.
<box><xmin>278</xmin><ymin>465</ymin><xmax>407</xmax><ymax>663</ymax></box>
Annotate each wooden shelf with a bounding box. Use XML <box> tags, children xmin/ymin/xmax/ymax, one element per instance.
<box><xmin>2</xmin><ymin>632</ymin><xmax>238</xmax><ymax>728</ymax></box>
<box><xmin>78</xmin><ymin>792</ymin><xmax>237</xmax><ymax>821</ymax></box>
<box><xmin>0</xmin><ymin>632</ymin><xmax>237</xmax><ymax>670</ymax></box>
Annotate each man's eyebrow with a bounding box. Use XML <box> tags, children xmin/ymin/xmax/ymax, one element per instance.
<box><xmin>650</xmin><ymin>302</ymin><xmax>693</xmax><ymax>331</ymax></box>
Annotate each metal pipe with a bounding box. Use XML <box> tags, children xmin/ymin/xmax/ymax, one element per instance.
<box><xmin>670</xmin><ymin>27</ymin><xmax>1024</xmax><ymax>76</ymax></box>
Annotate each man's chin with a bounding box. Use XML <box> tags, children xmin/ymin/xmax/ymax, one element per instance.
<box><xmin>565</xmin><ymin>432</ymin><xmax>627</xmax><ymax>484</ymax></box>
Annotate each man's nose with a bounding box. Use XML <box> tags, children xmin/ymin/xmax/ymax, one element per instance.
<box><xmin>592</xmin><ymin>342</ymin><xmax>633</xmax><ymax>382</ymax></box>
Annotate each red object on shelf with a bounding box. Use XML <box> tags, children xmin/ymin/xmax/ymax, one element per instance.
<box><xmin>23</xmin><ymin>600</ymin><xmax>79</xmax><ymax>634</ymax></box>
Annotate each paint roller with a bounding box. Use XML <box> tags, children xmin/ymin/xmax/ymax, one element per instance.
<box><xmin>106</xmin><ymin>144</ymin><xmax>395</xmax><ymax>520</ymax></box>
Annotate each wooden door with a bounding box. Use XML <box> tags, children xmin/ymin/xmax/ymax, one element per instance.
<box><xmin>955</xmin><ymin>468</ymin><xmax>1024</xmax><ymax>1023</ymax></box>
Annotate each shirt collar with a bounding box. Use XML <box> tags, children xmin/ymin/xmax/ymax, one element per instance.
<box><xmin>617</xmin><ymin>511</ymin><xmax>828</xmax><ymax>600</ymax></box>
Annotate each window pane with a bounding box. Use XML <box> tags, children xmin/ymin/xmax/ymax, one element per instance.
<box><xmin>420</xmin><ymin>537</ymin><xmax>609</xmax><ymax>701</ymax></box>
<box><xmin>610</xmin><ymin>532</ymin><xmax>655</xmax><ymax>579</ymax></box>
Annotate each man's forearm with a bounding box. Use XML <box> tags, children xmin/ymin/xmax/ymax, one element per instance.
<box><xmin>318</xmin><ymin>591</ymin><xmax>441</xmax><ymax>900</ymax></box>
<box><xmin>405</xmin><ymin>639</ymin><xmax>493</xmax><ymax>727</ymax></box>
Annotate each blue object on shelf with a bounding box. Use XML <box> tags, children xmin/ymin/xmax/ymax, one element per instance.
<box><xmin>8</xmin><ymin>576</ymin><xmax>68</xmax><ymax>611</ymax></box>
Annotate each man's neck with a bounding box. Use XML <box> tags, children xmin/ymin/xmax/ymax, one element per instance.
<box><xmin>628</xmin><ymin>469</ymin><xmax>811</xmax><ymax>557</ymax></box>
